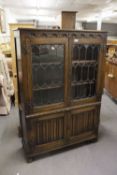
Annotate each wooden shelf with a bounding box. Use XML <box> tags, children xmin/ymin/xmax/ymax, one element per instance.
<box><xmin>72</xmin><ymin>80</ymin><xmax>95</xmax><ymax>86</ymax></box>
<box><xmin>32</xmin><ymin>62</ymin><xmax>63</xmax><ymax>66</ymax></box>
<box><xmin>33</xmin><ymin>85</ymin><xmax>63</xmax><ymax>91</ymax></box>
<box><xmin>72</xmin><ymin>60</ymin><xmax>97</xmax><ymax>64</ymax></box>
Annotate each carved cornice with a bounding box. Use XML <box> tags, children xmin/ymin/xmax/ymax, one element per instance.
<box><xmin>24</xmin><ymin>30</ymin><xmax>107</xmax><ymax>43</ymax></box>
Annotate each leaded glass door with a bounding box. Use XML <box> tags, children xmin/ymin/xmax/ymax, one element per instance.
<box><xmin>71</xmin><ymin>42</ymin><xmax>101</xmax><ymax>102</ymax></box>
<box><xmin>27</xmin><ymin>38</ymin><xmax>68</xmax><ymax>112</ymax></box>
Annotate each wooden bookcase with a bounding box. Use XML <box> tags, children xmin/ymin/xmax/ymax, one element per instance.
<box><xmin>14</xmin><ymin>28</ymin><xmax>107</xmax><ymax>161</ymax></box>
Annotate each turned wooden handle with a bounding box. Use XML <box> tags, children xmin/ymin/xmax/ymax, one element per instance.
<box><xmin>108</xmin><ymin>73</ymin><xmax>114</xmax><ymax>78</ymax></box>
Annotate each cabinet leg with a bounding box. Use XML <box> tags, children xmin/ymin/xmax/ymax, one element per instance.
<box><xmin>91</xmin><ymin>137</ymin><xmax>98</xmax><ymax>143</ymax></box>
<box><xmin>18</xmin><ymin>126</ymin><xmax>22</xmax><ymax>137</ymax></box>
<box><xmin>27</xmin><ymin>157</ymin><xmax>33</xmax><ymax>163</ymax></box>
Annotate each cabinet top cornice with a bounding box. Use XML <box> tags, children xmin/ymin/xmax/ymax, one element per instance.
<box><xmin>15</xmin><ymin>28</ymin><xmax>107</xmax><ymax>34</ymax></box>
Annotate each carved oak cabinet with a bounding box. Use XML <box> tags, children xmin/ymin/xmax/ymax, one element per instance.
<box><xmin>14</xmin><ymin>28</ymin><xmax>107</xmax><ymax>161</ymax></box>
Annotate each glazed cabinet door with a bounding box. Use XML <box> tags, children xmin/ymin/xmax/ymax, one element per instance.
<box><xmin>24</xmin><ymin>37</ymin><xmax>68</xmax><ymax>114</ymax></box>
<box><xmin>70</xmin><ymin>39</ymin><xmax>105</xmax><ymax>104</ymax></box>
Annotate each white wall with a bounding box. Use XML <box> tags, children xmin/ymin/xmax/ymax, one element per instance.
<box><xmin>4</xmin><ymin>8</ymin><xmax>17</xmax><ymax>32</ymax></box>
<box><xmin>76</xmin><ymin>22</ymin><xmax>83</xmax><ymax>30</ymax></box>
<box><xmin>14</xmin><ymin>13</ymin><xmax>61</xmax><ymax>28</ymax></box>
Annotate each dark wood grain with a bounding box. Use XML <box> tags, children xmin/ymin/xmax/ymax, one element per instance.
<box><xmin>14</xmin><ymin>28</ymin><xmax>107</xmax><ymax>161</ymax></box>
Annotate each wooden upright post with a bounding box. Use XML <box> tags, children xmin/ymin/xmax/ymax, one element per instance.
<box><xmin>61</xmin><ymin>11</ymin><xmax>77</xmax><ymax>29</ymax></box>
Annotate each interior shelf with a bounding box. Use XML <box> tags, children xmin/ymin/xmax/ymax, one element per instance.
<box><xmin>72</xmin><ymin>80</ymin><xmax>96</xmax><ymax>86</ymax></box>
<box><xmin>32</xmin><ymin>62</ymin><xmax>63</xmax><ymax>66</ymax></box>
<box><xmin>72</xmin><ymin>60</ymin><xmax>97</xmax><ymax>64</ymax></box>
<box><xmin>33</xmin><ymin>85</ymin><xmax>63</xmax><ymax>91</ymax></box>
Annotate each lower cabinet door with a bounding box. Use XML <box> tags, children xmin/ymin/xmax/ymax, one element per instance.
<box><xmin>26</xmin><ymin>105</ymin><xmax>100</xmax><ymax>156</ymax></box>
<box><xmin>68</xmin><ymin>106</ymin><xmax>100</xmax><ymax>143</ymax></box>
<box><xmin>26</xmin><ymin>112</ymin><xmax>67</xmax><ymax>154</ymax></box>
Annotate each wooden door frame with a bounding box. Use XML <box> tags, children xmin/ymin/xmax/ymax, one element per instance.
<box><xmin>23</xmin><ymin>37</ymin><xmax>69</xmax><ymax>114</ymax></box>
<box><xmin>69</xmin><ymin>38</ymin><xmax>105</xmax><ymax>106</ymax></box>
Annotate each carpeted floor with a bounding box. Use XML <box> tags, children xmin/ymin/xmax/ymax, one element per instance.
<box><xmin>0</xmin><ymin>94</ymin><xmax>117</xmax><ymax>175</ymax></box>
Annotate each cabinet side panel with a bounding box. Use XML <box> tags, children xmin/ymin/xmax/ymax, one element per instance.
<box><xmin>14</xmin><ymin>31</ymin><xmax>28</xmax><ymax>148</ymax></box>
<box><xmin>14</xmin><ymin>32</ymin><xmax>22</xmax><ymax>105</ymax></box>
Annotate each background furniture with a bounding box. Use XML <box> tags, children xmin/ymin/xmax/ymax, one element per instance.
<box><xmin>105</xmin><ymin>62</ymin><xmax>117</xmax><ymax>101</ymax></box>
<box><xmin>0</xmin><ymin>42</ymin><xmax>11</xmax><ymax>57</ymax></box>
<box><xmin>0</xmin><ymin>52</ymin><xmax>14</xmax><ymax>115</ymax></box>
<box><xmin>0</xmin><ymin>8</ymin><xmax>6</xmax><ymax>33</ymax></box>
<box><xmin>15</xmin><ymin>28</ymin><xmax>107</xmax><ymax>161</ymax></box>
<box><xmin>105</xmin><ymin>44</ymin><xmax>117</xmax><ymax>101</ymax></box>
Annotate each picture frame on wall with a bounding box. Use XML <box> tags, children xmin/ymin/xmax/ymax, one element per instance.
<box><xmin>0</xmin><ymin>9</ymin><xmax>6</xmax><ymax>33</ymax></box>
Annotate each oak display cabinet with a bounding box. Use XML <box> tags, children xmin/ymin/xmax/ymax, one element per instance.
<box><xmin>14</xmin><ymin>28</ymin><xmax>107</xmax><ymax>161</ymax></box>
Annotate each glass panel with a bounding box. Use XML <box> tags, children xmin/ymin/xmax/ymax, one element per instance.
<box><xmin>33</xmin><ymin>87</ymin><xmax>64</xmax><ymax>106</ymax></box>
<box><xmin>72</xmin><ymin>44</ymin><xmax>100</xmax><ymax>100</ymax></box>
<box><xmin>93</xmin><ymin>46</ymin><xmax>99</xmax><ymax>61</ymax></box>
<box><xmin>73</xmin><ymin>45</ymin><xmax>80</xmax><ymax>60</ymax></box>
<box><xmin>82</xmin><ymin>65</ymin><xmax>88</xmax><ymax>81</ymax></box>
<box><xmin>31</xmin><ymin>44</ymin><xmax>64</xmax><ymax>106</ymax></box>
<box><xmin>80</xmin><ymin>46</ymin><xmax>86</xmax><ymax>60</ymax></box>
<box><xmin>86</xmin><ymin>46</ymin><xmax>92</xmax><ymax>60</ymax></box>
<box><xmin>89</xmin><ymin>65</ymin><xmax>94</xmax><ymax>80</ymax></box>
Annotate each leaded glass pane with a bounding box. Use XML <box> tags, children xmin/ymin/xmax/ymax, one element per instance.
<box><xmin>72</xmin><ymin>44</ymin><xmax>100</xmax><ymax>100</ymax></box>
<box><xmin>32</xmin><ymin>44</ymin><xmax>64</xmax><ymax>106</ymax></box>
